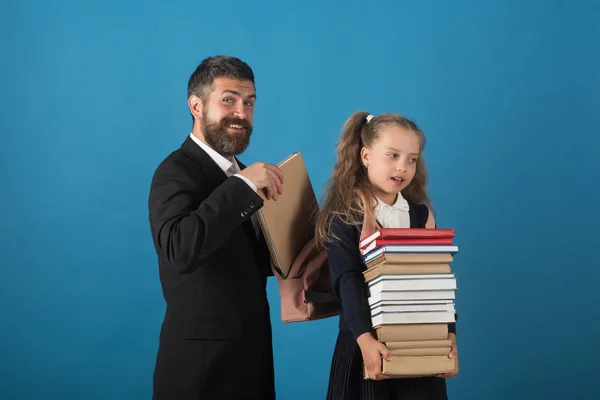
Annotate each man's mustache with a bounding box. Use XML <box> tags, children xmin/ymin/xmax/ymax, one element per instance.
<box><xmin>221</xmin><ymin>117</ymin><xmax>251</xmax><ymax>130</ymax></box>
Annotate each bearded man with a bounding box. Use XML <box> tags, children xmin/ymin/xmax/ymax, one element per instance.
<box><xmin>148</xmin><ymin>55</ymin><xmax>284</xmax><ymax>400</ymax></box>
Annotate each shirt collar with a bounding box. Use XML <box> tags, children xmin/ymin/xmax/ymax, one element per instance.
<box><xmin>376</xmin><ymin>192</ymin><xmax>410</xmax><ymax>211</ymax></box>
<box><xmin>189</xmin><ymin>133</ymin><xmax>234</xmax><ymax>174</ymax></box>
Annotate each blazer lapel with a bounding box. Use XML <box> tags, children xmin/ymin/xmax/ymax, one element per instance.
<box><xmin>181</xmin><ymin>136</ymin><xmax>228</xmax><ymax>188</ymax></box>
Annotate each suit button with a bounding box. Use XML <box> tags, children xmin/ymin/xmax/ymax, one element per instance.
<box><xmin>249</xmin><ymin>201</ymin><xmax>255</xmax><ymax>208</ymax></box>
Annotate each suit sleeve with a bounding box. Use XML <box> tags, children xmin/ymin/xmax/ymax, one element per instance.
<box><xmin>149</xmin><ymin>160</ymin><xmax>263</xmax><ymax>273</ymax></box>
<box><xmin>327</xmin><ymin>218</ymin><xmax>373</xmax><ymax>340</ymax></box>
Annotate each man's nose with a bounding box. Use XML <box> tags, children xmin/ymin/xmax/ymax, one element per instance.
<box><xmin>232</xmin><ymin>103</ymin><xmax>247</xmax><ymax>119</ymax></box>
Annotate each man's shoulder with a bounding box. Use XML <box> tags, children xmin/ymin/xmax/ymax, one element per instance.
<box><xmin>155</xmin><ymin>141</ymin><xmax>198</xmax><ymax>169</ymax></box>
<box><xmin>150</xmin><ymin>144</ymin><xmax>200</xmax><ymax>183</ymax></box>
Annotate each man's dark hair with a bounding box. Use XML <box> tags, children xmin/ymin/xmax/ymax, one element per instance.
<box><xmin>187</xmin><ymin>55</ymin><xmax>255</xmax><ymax>102</ymax></box>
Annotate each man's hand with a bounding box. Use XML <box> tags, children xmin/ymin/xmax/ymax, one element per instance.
<box><xmin>437</xmin><ymin>332</ymin><xmax>459</xmax><ymax>378</ymax></box>
<box><xmin>238</xmin><ymin>162</ymin><xmax>284</xmax><ymax>200</ymax></box>
<box><xmin>357</xmin><ymin>332</ymin><xmax>392</xmax><ymax>381</ymax></box>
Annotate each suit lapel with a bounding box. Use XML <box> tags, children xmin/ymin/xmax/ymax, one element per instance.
<box><xmin>181</xmin><ymin>136</ymin><xmax>228</xmax><ymax>188</ymax></box>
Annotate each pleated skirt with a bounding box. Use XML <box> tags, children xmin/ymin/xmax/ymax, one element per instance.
<box><xmin>326</xmin><ymin>330</ymin><xmax>449</xmax><ymax>400</ymax></box>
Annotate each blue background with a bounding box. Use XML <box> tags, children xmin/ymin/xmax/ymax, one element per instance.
<box><xmin>2</xmin><ymin>0</ymin><xmax>599</xmax><ymax>399</ymax></box>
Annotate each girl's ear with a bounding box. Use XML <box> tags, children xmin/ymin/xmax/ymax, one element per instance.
<box><xmin>360</xmin><ymin>146</ymin><xmax>370</xmax><ymax>168</ymax></box>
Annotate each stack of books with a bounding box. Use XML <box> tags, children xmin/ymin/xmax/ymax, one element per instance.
<box><xmin>360</xmin><ymin>228</ymin><xmax>459</xmax><ymax>378</ymax></box>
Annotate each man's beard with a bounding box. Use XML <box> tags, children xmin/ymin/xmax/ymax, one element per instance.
<box><xmin>201</xmin><ymin>109</ymin><xmax>252</xmax><ymax>157</ymax></box>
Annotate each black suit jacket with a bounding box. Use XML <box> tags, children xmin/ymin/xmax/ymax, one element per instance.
<box><xmin>148</xmin><ymin>136</ymin><xmax>275</xmax><ymax>400</ymax></box>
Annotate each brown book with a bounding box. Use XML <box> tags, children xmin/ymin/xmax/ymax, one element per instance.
<box><xmin>375</xmin><ymin>324</ymin><xmax>449</xmax><ymax>342</ymax></box>
<box><xmin>382</xmin><ymin>356</ymin><xmax>454</xmax><ymax>377</ymax></box>
<box><xmin>385</xmin><ymin>339</ymin><xmax>453</xmax><ymax>349</ymax></box>
<box><xmin>363</xmin><ymin>356</ymin><xmax>454</xmax><ymax>379</ymax></box>
<box><xmin>365</xmin><ymin>253</ymin><xmax>454</xmax><ymax>268</ymax></box>
<box><xmin>363</xmin><ymin>263</ymin><xmax>451</xmax><ymax>282</ymax></box>
<box><xmin>389</xmin><ymin>347</ymin><xmax>451</xmax><ymax>356</ymax></box>
<box><xmin>255</xmin><ymin>152</ymin><xmax>318</xmax><ymax>278</ymax></box>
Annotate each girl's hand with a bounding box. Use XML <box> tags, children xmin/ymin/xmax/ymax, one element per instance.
<box><xmin>437</xmin><ymin>333</ymin><xmax>459</xmax><ymax>378</ymax></box>
<box><xmin>357</xmin><ymin>332</ymin><xmax>392</xmax><ymax>380</ymax></box>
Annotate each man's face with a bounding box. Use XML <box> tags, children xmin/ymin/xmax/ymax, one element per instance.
<box><xmin>200</xmin><ymin>77</ymin><xmax>256</xmax><ymax>156</ymax></box>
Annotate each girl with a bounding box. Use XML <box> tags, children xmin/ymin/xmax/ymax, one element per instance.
<box><xmin>315</xmin><ymin>112</ymin><xmax>458</xmax><ymax>399</ymax></box>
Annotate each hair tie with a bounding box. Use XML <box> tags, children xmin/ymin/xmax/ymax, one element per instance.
<box><xmin>365</xmin><ymin>114</ymin><xmax>374</xmax><ymax>123</ymax></box>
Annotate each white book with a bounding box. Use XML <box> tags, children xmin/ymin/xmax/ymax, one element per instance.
<box><xmin>369</xmin><ymin>298</ymin><xmax>455</xmax><ymax>307</ymax></box>
<box><xmin>369</xmin><ymin>277</ymin><xmax>457</xmax><ymax>295</ymax></box>
<box><xmin>368</xmin><ymin>290</ymin><xmax>456</xmax><ymax>303</ymax></box>
<box><xmin>370</xmin><ymin>303</ymin><xmax>456</xmax><ymax>317</ymax></box>
<box><xmin>367</xmin><ymin>274</ymin><xmax>454</xmax><ymax>285</ymax></box>
<box><xmin>364</xmin><ymin>245</ymin><xmax>459</xmax><ymax>263</ymax></box>
<box><xmin>372</xmin><ymin>311</ymin><xmax>456</xmax><ymax>326</ymax></box>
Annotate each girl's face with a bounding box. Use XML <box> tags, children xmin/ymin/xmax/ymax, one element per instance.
<box><xmin>361</xmin><ymin>125</ymin><xmax>421</xmax><ymax>205</ymax></box>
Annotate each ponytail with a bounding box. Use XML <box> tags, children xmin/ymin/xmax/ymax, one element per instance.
<box><xmin>335</xmin><ymin>111</ymin><xmax>370</xmax><ymax>201</ymax></box>
<box><xmin>315</xmin><ymin>111</ymin><xmax>377</xmax><ymax>248</ymax></box>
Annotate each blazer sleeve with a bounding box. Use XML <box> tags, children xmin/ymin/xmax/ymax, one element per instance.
<box><xmin>149</xmin><ymin>158</ymin><xmax>263</xmax><ymax>273</ymax></box>
<box><xmin>327</xmin><ymin>217</ymin><xmax>372</xmax><ymax>340</ymax></box>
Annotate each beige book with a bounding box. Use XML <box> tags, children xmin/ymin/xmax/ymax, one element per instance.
<box><xmin>389</xmin><ymin>347</ymin><xmax>451</xmax><ymax>356</ymax></box>
<box><xmin>363</xmin><ymin>264</ymin><xmax>451</xmax><ymax>282</ymax></box>
<box><xmin>375</xmin><ymin>324</ymin><xmax>449</xmax><ymax>342</ymax></box>
<box><xmin>255</xmin><ymin>152</ymin><xmax>318</xmax><ymax>278</ymax></box>
<box><xmin>383</xmin><ymin>356</ymin><xmax>454</xmax><ymax>377</ymax></box>
<box><xmin>363</xmin><ymin>356</ymin><xmax>455</xmax><ymax>379</ymax></box>
<box><xmin>385</xmin><ymin>339</ymin><xmax>453</xmax><ymax>349</ymax></box>
<box><xmin>365</xmin><ymin>253</ymin><xmax>454</xmax><ymax>268</ymax></box>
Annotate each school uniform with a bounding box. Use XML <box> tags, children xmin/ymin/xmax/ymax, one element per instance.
<box><xmin>325</xmin><ymin>193</ymin><xmax>456</xmax><ymax>400</ymax></box>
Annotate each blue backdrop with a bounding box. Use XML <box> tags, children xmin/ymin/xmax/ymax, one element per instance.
<box><xmin>2</xmin><ymin>0</ymin><xmax>599</xmax><ymax>399</ymax></box>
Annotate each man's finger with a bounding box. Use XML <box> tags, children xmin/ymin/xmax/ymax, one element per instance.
<box><xmin>265</xmin><ymin>164</ymin><xmax>284</xmax><ymax>184</ymax></box>
<box><xmin>267</xmin><ymin>176</ymin><xmax>277</xmax><ymax>201</ymax></box>
<box><xmin>263</xmin><ymin>179</ymin><xmax>274</xmax><ymax>200</ymax></box>
<box><xmin>266</xmin><ymin>170</ymin><xmax>283</xmax><ymax>198</ymax></box>
<box><xmin>267</xmin><ymin>173</ymin><xmax>280</xmax><ymax>200</ymax></box>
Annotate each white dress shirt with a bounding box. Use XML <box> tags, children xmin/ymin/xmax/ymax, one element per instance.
<box><xmin>189</xmin><ymin>133</ymin><xmax>257</xmax><ymax>191</ymax></box>
<box><xmin>374</xmin><ymin>192</ymin><xmax>410</xmax><ymax>228</ymax></box>
<box><xmin>189</xmin><ymin>133</ymin><xmax>261</xmax><ymax>238</ymax></box>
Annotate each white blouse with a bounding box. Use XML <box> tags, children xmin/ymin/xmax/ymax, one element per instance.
<box><xmin>374</xmin><ymin>192</ymin><xmax>410</xmax><ymax>228</ymax></box>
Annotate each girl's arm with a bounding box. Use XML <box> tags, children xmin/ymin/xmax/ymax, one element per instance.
<box><xmin>327</xmin><ymin>217</ymin><xmax>373</xmax><ymax>340</ymax></box>
<box><xmin>327</xmin><ymin>217</ymin><xmax>393</xmax><ymax>380</ymax></box>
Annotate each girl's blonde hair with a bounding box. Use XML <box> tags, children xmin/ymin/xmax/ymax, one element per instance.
<box><xmin>314</xmin><ymin>111</ymin><xmax>432</xmax><ymax>248</ymax></box>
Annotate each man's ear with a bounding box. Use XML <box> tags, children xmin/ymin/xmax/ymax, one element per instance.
<box><xmin>188</xmin><ymin>94</ymin><xmax>204</xmax><ymax>121</ymax></box>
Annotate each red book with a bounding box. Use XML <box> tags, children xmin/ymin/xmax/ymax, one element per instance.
<box><xmin>362</xmin><ymin>238</ymin><xmax>452</xmax><ymax>254</ymax></box>
<box><xmin>361</xmin><ymin>238</ymin><xmax>454</xmax><ymax>254</ymax></box>
<box><xmin>360</xmin><ymin>228</ymin><xmax>455</xmax><ymax>249</ymax></box>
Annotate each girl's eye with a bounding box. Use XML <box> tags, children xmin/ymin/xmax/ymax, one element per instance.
<box><xmin>409</xmin><ymin>158</ymin><xmax>418</xmax><ymax>163</ymax></box>
<box><xmin>387</xmin><ymin>154</ymin><xmax>398</xmax><ymax>159</ymax></box>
